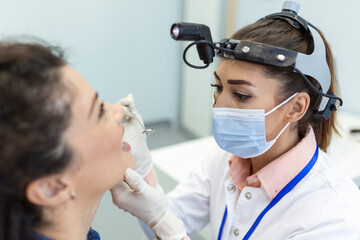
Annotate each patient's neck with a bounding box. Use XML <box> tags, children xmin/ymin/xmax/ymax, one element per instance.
<box><xmin>34</xmin><ymin>193</ymin><xmax>102</xmax><ymax>240</ymax></box>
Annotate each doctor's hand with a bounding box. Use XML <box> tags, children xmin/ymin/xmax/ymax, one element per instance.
<box><xmin>111</xmin><ymin>168</ymin><xmax>189</xmax><ymax>240</ymax></box>
<box><xmin>117</xmin><ymin>94</ymin><xmax>152</xmax><ymax>177</ymax></box>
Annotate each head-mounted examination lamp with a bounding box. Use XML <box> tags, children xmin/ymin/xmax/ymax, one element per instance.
<box><xmin>171</xmin><ymin>23</ymin><xmax>215</xmax><ymax>67</ymax></box>
<box><xmin>171</xmin><ymin>1</ymin><xmax>343</xmax><ymax>120</ymax></box>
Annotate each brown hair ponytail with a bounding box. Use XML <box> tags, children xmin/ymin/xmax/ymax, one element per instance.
<box><xmin>230</xmin><ymin>18</ymin><xmax>339</xmax><ymax>151</ymax></box>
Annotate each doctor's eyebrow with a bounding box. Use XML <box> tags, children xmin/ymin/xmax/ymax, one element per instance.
<box><xmin>214</xmin><ymin>71</ymin><xmax>221</xmax><ymax>81</ymax></box>
<box><xmin>88</xmin><ymin>92</ymin><xmax>99</xmax><ymax>119</ymax></box>
<box><xmin>214</xmin><ymin>71</ymin><xmax>254</xmax><ymax>87</ymax></box>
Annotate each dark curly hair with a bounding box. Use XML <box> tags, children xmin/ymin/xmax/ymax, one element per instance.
<box><xmin>0</xmin><ymin>42</ymin><xmax>73</xmax><ymax>240</ymax></box>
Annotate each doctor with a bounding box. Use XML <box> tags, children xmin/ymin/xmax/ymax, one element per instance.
<box><xmin>113</xmin><ymin>2</ymin><xmax>360</xmax><ymax>240</ymax></box>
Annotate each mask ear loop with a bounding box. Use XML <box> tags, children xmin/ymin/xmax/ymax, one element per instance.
<box><xmin>264</xmin><ymin>92</ymin><xmax>299</xmax><ymax>143</ymax></box>
<box><xmin>271</xmin><ymin>122</ymin><xmax>292</xmax><ymax>143</ymax></box>
<box><xmin>265</xmin><ymin>92</ymin><xmax>299</xmax><ymax>116</ymax></box>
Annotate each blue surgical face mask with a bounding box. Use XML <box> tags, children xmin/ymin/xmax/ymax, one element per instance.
<box><xmin>211</xmin><ymin>93</ymin><xmax>298</xmax><ymax>158</ymax></box>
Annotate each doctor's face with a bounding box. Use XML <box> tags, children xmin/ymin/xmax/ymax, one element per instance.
<box><xmin>213</xmin><ymin>59</ymin><xmax>286</xmax><ymax>141</ymax></box>
<box><xmin>62</xmin><ymin>66</ymin><xmax>135</xmax><ymax>197</ymax></box>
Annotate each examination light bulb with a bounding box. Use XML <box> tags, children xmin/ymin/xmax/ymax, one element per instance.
<box><xmin>171</xmin><ymin>25</ymin><xmax>180</xmax><ymax>39</ymax></box>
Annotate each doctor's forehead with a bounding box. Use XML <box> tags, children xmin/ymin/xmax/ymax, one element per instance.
<box><xmin>215</xmin><ymin>60</ymin><xmax>271</xmax><ymax>86</ymax></box>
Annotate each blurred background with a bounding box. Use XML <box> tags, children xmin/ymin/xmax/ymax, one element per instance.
<box><xmin>1</xmin><ymin>0</ymin><xmax>359</xmax><ymax>239</ymax></box>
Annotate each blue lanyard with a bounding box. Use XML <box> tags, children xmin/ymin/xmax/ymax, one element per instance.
<box><xmin>217</xmin><ymin>207</ymin><xmax>228</xmax><ymax>240</ymax></box>
<box><xmin>217</xmin><ymin>145</ymin><xmax>319</xmax><ymax>240</ymax></box>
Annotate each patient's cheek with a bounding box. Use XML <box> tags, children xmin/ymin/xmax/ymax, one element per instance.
<box><xmin>129</xmin><ymin>155</ymin><xmax>136</xmax><ymax>170</ymax></box>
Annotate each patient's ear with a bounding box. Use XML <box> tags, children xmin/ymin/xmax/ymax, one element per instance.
<box><xmin>26</xmin><ymin>175</ymin><xmax>73</xmax><ymax>207</ymax></box>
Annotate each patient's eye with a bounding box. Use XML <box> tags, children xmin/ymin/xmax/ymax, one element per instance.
<box><xmin>99</xmin><ymin>102</ymin><xmax>106</xmax><ymax>119</ymax></box>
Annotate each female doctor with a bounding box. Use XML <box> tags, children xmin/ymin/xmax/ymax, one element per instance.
<box><xmin>113</xmin><ymin>2</ymin><xmax>360</xmax><ymax>240</ymax></box>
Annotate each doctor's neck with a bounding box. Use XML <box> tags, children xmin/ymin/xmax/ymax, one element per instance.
<box><xmin>250</xmin><ymin>124</ymin><xmax>300</xmax><ymax>174</ymax></box>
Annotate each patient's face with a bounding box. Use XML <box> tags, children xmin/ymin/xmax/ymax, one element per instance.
<box><xmin>62</xmin><ymin>66</ymin><xmax>135</xmax><ymax>196</ymax></box>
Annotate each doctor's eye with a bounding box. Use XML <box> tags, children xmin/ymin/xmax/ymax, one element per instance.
<box><xmin>234</xmin><ymin>92</ymin><xmax>251</xmax><ymax>101</ymax></box>
<box><xmin>210</xmin><ymin>84</ymin><xmax>223</xmax><ymax>93</ymax></box>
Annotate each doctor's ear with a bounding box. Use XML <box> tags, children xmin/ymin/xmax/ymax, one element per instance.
<box><xmin>26</xmin><ymin>174</ymin><xmax>74</xmax><ymax>207</ymax></box>
<box><xmin>285</xmin><ymin>92</ymin><xmax>310</xmax><ymax>122</ymax></box>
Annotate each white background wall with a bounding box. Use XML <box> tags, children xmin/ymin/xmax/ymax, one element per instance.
<box><xmin>0</xmin><ymin>0</ymin><xmax>182</xmax><ymax>124</ymax></box>
<box><xmin>180</xmin><ymin>0</ymin><xmax>226</xmax><ymax>137</ymax></box>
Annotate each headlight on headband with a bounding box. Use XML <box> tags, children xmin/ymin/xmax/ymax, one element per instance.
<box><xmin>170</xmin><ymin>0</ymin><xmax>343</xmax><ymax>121</ymax></box>
<box><xmin>170</xmin><ymin>22</ymin><xmax>215</xmax><ymax>67</ymax></box>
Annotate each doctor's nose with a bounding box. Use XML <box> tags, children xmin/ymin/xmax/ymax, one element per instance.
<box><xmin>213</xmin><ymin>92</ymin><xmax>232</xmax><ymax>108</ymax></box>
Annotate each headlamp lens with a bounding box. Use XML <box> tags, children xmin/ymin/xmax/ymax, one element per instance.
<box><xmin>171</xmin><ymin>25</ymin><xmax>180</xmax><ymax>39</ymax></box>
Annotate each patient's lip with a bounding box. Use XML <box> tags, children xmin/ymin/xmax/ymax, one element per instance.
<box><xmin>122</xmin><ymin>141</ymin><xmax>131</xmax><ymax>152</ymax></box>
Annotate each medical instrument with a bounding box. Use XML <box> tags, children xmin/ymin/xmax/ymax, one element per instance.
<box><xmin>171</xmin><ymin>1</ymin><xmax>342</xmax><ymax>121</ymax></box>
<box><xmin>171</xmin><ymin>23</ymin><xmax>214</xmax><ymax>68</ymax></box>
<box><xmin>127</xmin><ymin>106</ymin><xmax>155</xmax><ymax>135</ymax></box>
<box><xmin>218</xmin><ymin>145</ymin><xmax>319</xmax><ymax>240</ymax></box>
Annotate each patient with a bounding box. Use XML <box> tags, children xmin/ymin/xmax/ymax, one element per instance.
<box><xmin>0</xmin><ymin>42</ymin><xmax>187</xmax><ymax>240</ymax></box>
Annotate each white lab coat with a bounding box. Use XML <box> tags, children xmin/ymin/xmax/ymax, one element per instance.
<box><xmin>166</xmin><ymin>145</ymin><xmax>360</xmax><ymax>240</ymax></box>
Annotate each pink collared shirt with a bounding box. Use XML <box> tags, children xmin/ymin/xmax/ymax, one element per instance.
<box><xmin>229</xmin><ymin>126</ymin><xmax>317</xmax><ymax>200</ymax></box>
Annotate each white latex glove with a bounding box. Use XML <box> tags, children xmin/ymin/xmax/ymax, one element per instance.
<box><xmin>111</xmin><ymin>168</ymin><xmax>188</xmax><ymax>240</ymax></box>
<box><xmin>117</xmin><ymin>94</ymin><xmax>152</xmax><ymax>177</ymax></box>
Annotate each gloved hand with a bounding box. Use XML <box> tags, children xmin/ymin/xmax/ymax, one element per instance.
<box><xmin>117</xmin><ymin>94</ymin><xmax>152</xmax><ymax>177</ymax></box>
<box><xmin>111</xmin><ymin>168</ymin><xmax>188</xmax><ymax>240</ymax></box>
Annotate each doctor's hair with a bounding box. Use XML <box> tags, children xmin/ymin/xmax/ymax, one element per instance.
<box><xmin>230</xmin><ymin>18</ymin><xmax>339</xmax><ymax>151</ymax></box>
<box><xmin>0</xmin><ymin>41</ymin><xmax>73</xmax><ymax>240</ymax></box>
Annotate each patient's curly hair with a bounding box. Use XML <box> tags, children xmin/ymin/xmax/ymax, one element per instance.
<box><xmin>0</xmin><ymin>42</ymin><xmax>73</xmax><ymax>240</ymax></box>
